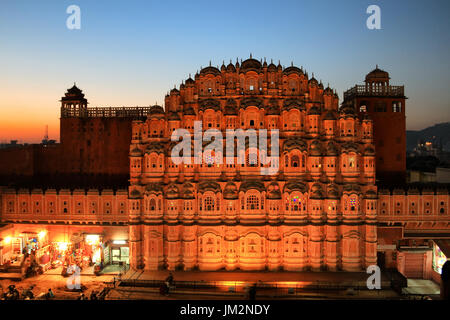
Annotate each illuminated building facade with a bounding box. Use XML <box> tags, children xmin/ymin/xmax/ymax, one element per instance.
<box><xmin>127</xmin><ymin>57</ymin><xmax>378</xmax><ymax>271</ymax></box>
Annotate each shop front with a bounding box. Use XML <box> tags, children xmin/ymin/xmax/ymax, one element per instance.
<box><xmin>432</xmin><ymin>240</ymin><xmax>449</xmax><ymax>280</ymax></box>
<box><xmin>1</xmin><ymin>225</ymin><xmax>129</xmax><ymax>275</ymax></box>
<box><xmin>0</xmin><ymin>228</ymin><xmax>48</xmax><ymax>276</ymax></box>
<box><xmin>109</xmin><ymin>240</ymin><xmax>130</xmax><ymax>266</ymax></box>
<box><xmin>59</xmin><ymin>233</ymin><xmax>105</xmax><ymax>275</ymax></box>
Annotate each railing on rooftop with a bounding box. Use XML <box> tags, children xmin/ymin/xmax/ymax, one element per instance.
<box><xmin>61</xmin><ymin>106</ymin><xmax>152</xmax><ymax>118</ymax></box>
<box><xmin>344</xmin><ymin>85</ymin><xmax>404</xmax><ymax>100</ymax></box>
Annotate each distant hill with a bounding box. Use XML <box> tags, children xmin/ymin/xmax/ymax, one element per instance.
<box><xmin>406</xmin><ymin>122</ymin><xmax>450</xmax><ymax>151</ymax></box>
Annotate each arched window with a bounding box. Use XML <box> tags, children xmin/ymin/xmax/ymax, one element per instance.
<box><xmin>151</xmin><ymin>155</ymin><xmax>157</xmax><ymax>168</ymax></box>
<box><xmin>246</xmin><ymin>150</ymin><xmax>258</xmax><ymax>167</ymax></box>
<box><xmin>246</xmin><ymin>195</ymin><xmax>259</xmax><ymax>210</ymax></box>
<box><xmin>291</xmin><ymin>195</ymin><xmax>301</xmax><ymax>211</ymax></box>
<box><xmin>291</xmin><ymin>155</ymin><xmax>300</xmax><ymax>167</ymax></box>
<box><xmin>204</xmin><ymin>196</ymin><xmax>215</xmax><ymax>211</ymax></box>
<box><xmin>150</xmin><ymin>199</ymin><xmax>156</xmax><ymax>211</ymax></box>
<box><xmin>291</xmin><ymin>114</ymin><xmax>299</xmax><ymax>129</ymax></box>
<box><xmin>349</xmin><ymin>197</ymin><xmax>357</xmax><ymax>211</ymax></box>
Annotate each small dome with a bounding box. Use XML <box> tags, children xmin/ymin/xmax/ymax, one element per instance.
<box><xmin>200</xmin><ymin>65</ymin><xmax>221</xmax><ymax>76</ymax></box>
<box><xmin>227</xmin><ymin>62</ymin><xmax>236</xmax><ymax>72</ymax></box>
<box><xmin>308</xmin><ymin>77</ymin><xmax>318</xmax><ymax>86</ymax></box>
<box><xmin>266</xmin><ymin>104</ymin><xmax>280</xmax><ymax>115</ymax></box>
<box><xmin>324</xmin><ymin>86</ymin><xmax>333</xmax><ymax>95</ymax></box>
<box><xmin>326</xmin><ymin>142</ymin><xmax>339</xmax><ymax>156</ymax></box>
<box><xmin>267</xmin><ymin>61</ymin><xmax>277</xmax><ymax>72</ymax></box>
<box><xmin>148</xmin><ymin>105</ymin><xmax>164</xmax><ymax>115</ymax></box>
<box><xmin>327</xmin><ymin>184</ymin><xmax>340</xmax><ymax>199</ymax></box>
<box><xmin>145</xmin><ymin>141</ymin><xmax>164</xmax><ymax>154</ymax></box>
<box><xmin>284</xmin><ymin>181</ymin><xmax>307</xmax><ymax>193</ymax></box>
<box><xmin>267</xmin><ymin>182</ymin><xmax>282</xmax><ymax>199</ymax></box>
<box><xmin>307</xmin><ymin>106</ymin><xmax>321</xmax><ymax>115</ymax></box>
<box><xmin>67</xmin><ymin>84</ymin><xmax>83</xmax><ymax>95</ymax></box>
<box><xmin>185</xmin><ymin>77</ymin><xmax>195</xmax><ymax>85</ymax></box>
<box><xmin>364</xmin><ymin>190</ymin><xmax>378</xmax><ymax>199</ymax></box>
<box><xmin>309</xmin><ymin>140</ymin><xmax>323</xmax><ymax>156</ymax></box>
<box><xmin>341</xmin><ymin>142</ymin><xmax>359</xmax><ymax>153</ymax></box>
<box><xmin>130</xmin><ymin>189</ymin><xmax>141</xmax><ymax>199</ymax></box>
<box><xmin>310</xmin><ymin>183</ymin><xmax>323</xmax><ymax>199</ymax></box>
<box><xmin>165</xmin><ymin>184</ymin><xmax>179</xmax><ymax>199</ymax></box>
<box><xmin>339</xmin><ymin>105</ymin><xmax>357</xmax><ymax>118</ymax></box>
<box><xmin>183</xmin><ymin>106</ymin><xmax>196</xmax><ymax>115</ymax></box>
<box><xmin>283</xmin><ymin>66</ymin><xmax>303</xmax><ymax>75</ymax></box>
<box><xmin>240</xmin><ymin>58</ymin><xmax>262</xmax><ymax>72</ymax></box>
<box><xmin>224</xmin><ymin>105</ymin><xmax>238</xmax><ymax>115</ymax></box>
<box><xmin>364</xmin><ymin>146</ymin><xmax>375</xmax><ymax>156</ymax></box>
<box><xmin>323</xmin><ymin>111</ymin><xmax>337</xmax><ymax>120</ymax></box>
<box><xmin>223</xmin><ymin>182</ymin><xmax>238</xmax><ymax>199</ymax></box>
<box><xmin>62</xmin><ymin>84</ymin><xmax>86</xmax><ymax>101</ymax></box>
<box><xmin>365</xmin><ymin>66</ymin><xmax>389</xmax><ymax>82</ymax></box>
<box><xmin>130</xmin><ymin>147</ymin><xmax>142</xmax><ymax>157</ymax></box>
<box><xmin>167</xmin><ymin>112</ymin><xmax>180</xmax><ymax>121</ymax></box>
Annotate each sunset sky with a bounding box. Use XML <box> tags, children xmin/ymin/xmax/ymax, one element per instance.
<box><xmin>1</xmin><ymin>0</ymin><xmax>449</xmax><ymax>143</ymax></box>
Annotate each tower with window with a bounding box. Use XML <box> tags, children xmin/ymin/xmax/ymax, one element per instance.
<box><xmin>343</xmin><ymin>67</ymin><xmax>406</xmax><ymax>183</ymax></box>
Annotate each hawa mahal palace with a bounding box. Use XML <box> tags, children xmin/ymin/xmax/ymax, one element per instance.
<box><xmin>0</xmin><ymin>56</ymin><xmax>448</xmax><ymax>280</ymax></box>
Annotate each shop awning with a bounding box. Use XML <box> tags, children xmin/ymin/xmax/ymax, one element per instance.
<box><xmin>434</xmin><ymin>240</ymin><xmax>450</xmax><ymax>258</ymax></box>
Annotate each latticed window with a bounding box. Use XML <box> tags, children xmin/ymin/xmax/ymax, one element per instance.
<box><xmin>291</xmin><ymin>196</ymin><xmax>301</xmax><ymax>211</ymax></box>
<box><xmin>246</xmin><ymin>150</ymin><xmax>258</xmax><ymax>167</ymax></box>
<box><xmin>150</xmin><ymin>199</ymin><xmax>156</xmax><ymax>211</ymax></box>
<box><xmin>151</xmin><ymin>156</ymin><xmax>157</xmax><ymax>168</ymax></box>
<box><xmin>291</xmin><ymin>115</ymin><xmax>299</xmax><ymax>128</ymax></box>
<box><xmin>204</xmin><ymin>196</ymin><xmax>215</xmax><ymax>211</ymax></box>
<box><xmin>205</xmin><ymin>150</ymin><xmax>215</xmax><ymax>167</ymax></box>
<box><xmin>349</xmin><ymin>198</ymin><xmax>357</xmax><ymax>211</ymax></box>
<box><xmin>246</xmin><ymin>195</ymin><xmax>259</xmax><ymax>210</ymax></box>
<box><xmin>291</xmin><ymin>155</ymin><xmax>300</xmax><ymax>167</ymax></box>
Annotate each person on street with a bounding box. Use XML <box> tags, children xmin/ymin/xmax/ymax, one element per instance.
<box><xmin>90</xmin><ymin>291</ymin><xmax>98</xmax><ymax>300</ymax></box>
<box><xmin>46</xmin><ymin>288</ymin><xmax>55</xmax><ymax>299</ymax></box>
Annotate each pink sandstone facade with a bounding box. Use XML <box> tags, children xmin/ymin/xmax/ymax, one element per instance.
<box><xmin>127</xmin><ymin>57</ymin><xmax>378</xmax><ymax>271</ymax></box>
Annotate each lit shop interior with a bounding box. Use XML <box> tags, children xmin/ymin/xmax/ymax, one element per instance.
<box><xmin>0</xmin><ymin>226</ymin><xmax>129</xmax><ymax>275</ymax></box>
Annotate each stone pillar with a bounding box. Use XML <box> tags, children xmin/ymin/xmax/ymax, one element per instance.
<box><xmin>224</xmin><ymin>238</ymin><xmax>238</xmax><ymax>271</ymax></box>
<box><xmin>129</xmin><ymin>224</ymin><xmax>142</xmax><ymax>270</ymax></box>
<box><xmin>143</xmin><ymin>225</ymin><xmax>163</xmax><ymax>271</ymax></box>
<box><xmin>341</xmin><ymin>226</ymin><xmax>362</xmax><ymax>271</ymax></box>
<box><xmin>181</xmin><ymin>225</ymin><xmax>197</xmax><ymax>270</ymax></box>
<box><xmin>267</xmin><ymin>239</ymin><xmax>281</xmax><ymax>271</ymax></box>
<box><xmin>364</xmin><ymin>224</ymin><xmax>377</xmax><ymax>268</ymax></box>
<box><xmin>310</xmin><ymin>226</ymin><xmax>324</xmax><ymax>271</ymax></box>
<box><xmin>166</xmin><ymin>225</ymin><xmax>180</xmax><ymax>270</ymax></box>
<box><xmin>325</xmin><ymin>225</ymin><xmax>338</xmax><ymax>271</ymax></box>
